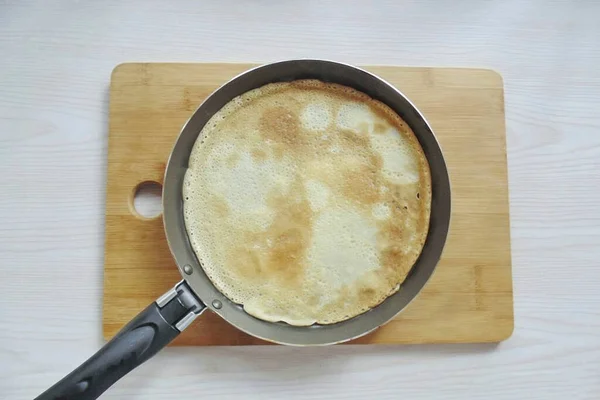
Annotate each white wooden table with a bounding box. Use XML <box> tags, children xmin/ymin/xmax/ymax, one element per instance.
<box><xmin>1</xmin><ymin>1</ymin><xmax>599</xmax><ymax>399</ymax></box>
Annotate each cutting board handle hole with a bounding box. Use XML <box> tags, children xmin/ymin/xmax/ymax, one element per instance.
<box><xmin>131</xmin><ymin>181</ymin><xmax>163</xmax><ymax>219</ymax></box>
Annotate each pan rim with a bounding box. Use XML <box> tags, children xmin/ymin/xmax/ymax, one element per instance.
<box><xmin>162</xmin><ymin>59</ymin><xmax>451</xmax><ymax>346</ymax></box>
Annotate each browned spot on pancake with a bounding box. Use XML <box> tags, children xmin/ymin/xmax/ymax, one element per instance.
<box><xmin>380</xmin><ymin>246</ymin><xmax>408</xmax><ymax>282</ymax></box>
<box><xmin>324</xmin><ymin>130</ymin><xmax>384</xmax><ymax>208</ymax></box>
<box><xmin>319</xmin><ymin>270</ymin><xmax>389</xmax><ymax>322</ymax></box>
<box><xmin>273</xmin><ymin>145</ymin><xmax>285</xmax><ymax>159</ymax></box>
<box><xmin>228</xmin><ymin>176</ymin><xmax>312</xmax><ymax>287</ymax></box>
<box><xmin>339</xmin><ymin>128</ymin><xmax>370</xmax><ymax>149</ymax></box>
<box><xmin>358</xmin><ymin>286</ymin><xmax>376</xmax><ymax>301</ymax></box>
<box><xmin>374</xmin><ymin>122</ymin><xmax>387</xmax><ymax>134</ymax></box>
<box><xmin>374</xmin><ymin>182</ymin><xmax>426</xmax><ymax>287</ymax></box>
<box><xmin>259</xmin><ymin>107</ymin><xmax>302</xmax><ymax>147</ymax></box>
<box><xmin>357</xmin><ymin>122</ymin><xmax>370</xmax><ymax>135</ymax></box>
<box><xmin>370</xmin><ymin>152</ymin><xmax>384</xmax><ymax>170</ymax></box>
<box><xmin>206</xmin><ymin>193</ymin><xmax>230</xmax><ymax>218</ymax></box>
<box><xmin>251</xmin><ymin>148</ymin><xmax>268</xmax><ymax>163</ymax></box>
<box><xmin>226</xmin><ymin>152</ymin><xmax>240</xmax><ymax>168</ymax></box>
<box><xmin>231</xmin><ymin>245</ymin><xmax>263</xmax><ymax>278</ymax></box>
<box><xmin>307</xmin><ymin>294</ymin><xmax>321</xmax><ymax>307</ymax></box>
<box><xmin>340</xmin><ymin>166</ymin><xmax>381</xmax><ymax>206</ymax></box>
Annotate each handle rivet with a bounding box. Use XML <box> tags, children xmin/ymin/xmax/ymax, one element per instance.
<box><xmin>183</xmin><ymin>265</ymin><xmax>193</xmax><ymax>275</ymax></box>
<box><xmin>212</xmin><ymin>300</ymin><xmax>222</xmax><ymax>309</ymax></box>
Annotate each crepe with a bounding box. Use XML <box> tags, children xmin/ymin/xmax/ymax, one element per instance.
<box><xmin>183</xmin><ymin>80</ymin><xmax>431</xmax><ymax>325</ymax></box>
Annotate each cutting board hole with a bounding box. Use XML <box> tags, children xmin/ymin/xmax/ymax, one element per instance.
<box><xmin>132</xmin><ymin>181</ymin><xmax>163</xmax><ymax>219</ymax></box>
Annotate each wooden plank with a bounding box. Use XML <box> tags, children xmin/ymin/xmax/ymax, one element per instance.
<box><xmin>104</xmin><ymin>63</ymin><xmax>513</xmax><ymax>345</ymax></box>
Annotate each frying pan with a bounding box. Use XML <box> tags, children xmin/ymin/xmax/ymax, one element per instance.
<box><xmin>36</xmin><ymin>60</ymin><xmax>451</xmax><ymax>400</ymax></box>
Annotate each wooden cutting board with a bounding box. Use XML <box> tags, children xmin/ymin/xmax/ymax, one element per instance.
<box><xmin>104</xmin><ymin>63</ymin><xmax>513</xmax><ymax>345</ymax></box>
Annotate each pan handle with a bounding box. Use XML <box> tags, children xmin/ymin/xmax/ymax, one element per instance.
<box><xmin>35</xmin><ymin>281</ymin><xmax>205</xmax><ymax>400</ymax></box>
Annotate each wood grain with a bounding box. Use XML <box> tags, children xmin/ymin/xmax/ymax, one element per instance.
<box><xmin>103</xmin><ymin>63</ymin><xmax>513</xmax><ymax>345</ymax></box>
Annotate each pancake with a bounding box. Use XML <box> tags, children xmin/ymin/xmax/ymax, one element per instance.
<box><xmin>183</xmin><ymin>80</ymin><xmax>431</xmax><ymax>326</ymax></box>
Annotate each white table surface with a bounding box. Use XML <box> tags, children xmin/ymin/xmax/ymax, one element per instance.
<box><xmin>1</xmin><ymin>1</ymin><xmax>599</xmax><ymax>399</ymax></box>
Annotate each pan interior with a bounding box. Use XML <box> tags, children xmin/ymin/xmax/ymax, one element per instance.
<box><xmin>163</xmin><ymin>60</ymin><xmax>450</xmax><ymax>345</ymax></box>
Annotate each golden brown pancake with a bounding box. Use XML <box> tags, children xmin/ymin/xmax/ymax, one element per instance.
<box><xmin>183</xmin><ymin>80</ymin><xmax>431</xmax><ymax>326</ymax></box>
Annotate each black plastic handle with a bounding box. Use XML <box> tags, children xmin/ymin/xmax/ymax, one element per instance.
<box><xmin>35</xmin><ymin>281</ymin><xmax>205</xmax><ymax>400</ymax></box>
